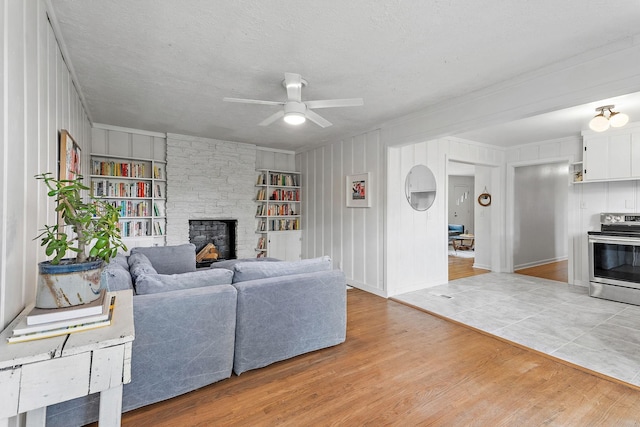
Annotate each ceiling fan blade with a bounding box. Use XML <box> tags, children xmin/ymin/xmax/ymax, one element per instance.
<box><xmin>284</xmin><ymin>72</ymin><xmax>302</xmax><ymax>102</ymax></box>
<box><xmin>223</xmin><ymin>97</ymin><xmax>284</xmax><ymax>106</ymax></box>
<box><xmin>306</xmin><ymin>109</ymin><xmax>332</xmax><ymax>128</ymax></box>
<box><xmin>258</xmin><ymin>110</ymin><xmax>285</xmax><ymax>126</ymax></box>
<box><xmin>306</xmin><ymin>98</ymin><xmax>364</xmax><ymax>109</ymax></box>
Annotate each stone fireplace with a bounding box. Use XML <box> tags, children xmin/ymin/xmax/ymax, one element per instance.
<box><xmin>189</xmin><ymin>219</ymin><xmax>237</xmax><ymax>267</ymax></box>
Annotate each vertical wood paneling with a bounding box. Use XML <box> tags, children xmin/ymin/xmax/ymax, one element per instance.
<box><xmin>342</xmin><ymin>139</ymin><xmax>354</xmax><ymax>280</ymax></box>
<box><xmin>24</xmin><ymin>0</ymin><xmax>38</xmax><ymax>304</ymax></box>
<box><xmin>331</xmin><ymin>142</ymin><xmax>343</xmax><ymax>270</ymax></box>
<box><xmin>352</xmin><ymin>135</ymin><xmax>366</xmax><ymax>284</ymax></box>
<box><xmin>298</xmin><ymin>130</ymin><xmax>385</xmax><ymax>294</ymax></box>
<box><xmin>322</xmin><ymin>145</ymin><xmax>332</xmax><ymax>265</ymax></box>
<box><xmin>0</xmin><ymin>0</ymin><xmax>7</xmax><ymax>326</ymax></box>
<box><xmin>314</xmin><ymin>149</ymin><xmax>323</xmax><ymax>256</ymax></box>
<box><xmin>5</xmin><ymin>0</ymin><xmax>27</xmax><ymax>321</ymax></box>
<box><xmin>131</xmin><ymin>133</ymin><xmax>153</xmax><ymax>158</ymax></box>
<box><xmin>1</xmin><ymin>0</ymin><xmax>91</xmax><ymax>329</ymax></box>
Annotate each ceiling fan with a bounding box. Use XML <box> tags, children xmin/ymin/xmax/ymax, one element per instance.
<box><xmin>223</xmin><ymin>72</ymin><xmax>363</xmax><ymax>128</ymax></box>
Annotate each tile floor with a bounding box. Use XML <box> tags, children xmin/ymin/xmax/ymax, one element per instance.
<box><xmin>393</xmin><ymin>272</ymin><xmax>640</xmax><ymax>387</ymax></box>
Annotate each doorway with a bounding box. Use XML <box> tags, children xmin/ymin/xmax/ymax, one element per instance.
<box><xmin>509</xmin><ymin>161</ymin><xmax>569</xmax><ymax>283</ymax></box>
<box><xmin>447</xmin><ymin>161</ymin><xmax>489</xmax><ymax>280</ymax></box>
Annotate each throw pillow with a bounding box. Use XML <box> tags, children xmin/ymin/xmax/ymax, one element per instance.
<box><xmin>232</xmin><ymin>256</ymin><xmax>332</xmax><ymax>283</ymax></box>
<box><xmin>130</xmin><ymin>243</ymin><xmax>197</xmax><ymax>275</ymax></box>
<box><xmin>101</xmin><ymin>259</ymin><xmax>133</xmax><ymax>291</ymax></box>
<box><xmin>128</xmin><ymin>252</ymin><xmax>158</xmax><ymax>282</ymax></box>
<box><xmin>135</xmin><ymin>268</ymin><xmax>234</xmax><ymax>295</ymax></box>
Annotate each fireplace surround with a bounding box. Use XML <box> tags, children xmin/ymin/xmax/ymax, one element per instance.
<box><xmin>189</xmin><ymin>219</ymin><xmax>237</xmax><ymax>267</ymax></box>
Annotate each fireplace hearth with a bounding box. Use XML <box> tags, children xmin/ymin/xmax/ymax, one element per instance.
<box><xmin>189</xmin><ymin>219</ymin><xmax>237</xmax><ymax>267</ymax></box>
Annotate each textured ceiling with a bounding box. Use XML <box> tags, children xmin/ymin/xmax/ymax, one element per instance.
<box><xmin>49</xmin><ymin>0</ymin><xmax>640</xmax><ymax>150</ymax></box>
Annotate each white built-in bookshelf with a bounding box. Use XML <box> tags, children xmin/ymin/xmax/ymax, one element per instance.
<box><xmin>255</xmin><ymin>169</ymin><xmax>301</xmax><ymax>260</ymax></box>
<box><xmin>90</xmin><ymin>153</ymin><xmax>167</xmax><ymax>245</ymax></box>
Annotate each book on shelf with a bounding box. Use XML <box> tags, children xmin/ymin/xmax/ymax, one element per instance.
<box><xmin>153</xmin><ymin>165</ymin><xmax>164</xmax><ymax>179</ymax></box>
<box><xmin>26</xmin><ymin>289</ymin><xmax>107</xmax><ymax>325</ymax></box>
<box><xmin>8</xmin><ymin>296</ymin><xmax>116</xmax><ymax>344</ymax></box>
<box><xmin>153</xmin><ymin>221</ymin><xmax>164</xmax><ymax>235</ymax></box>
<box><xmin>153</xmin><ymin>202</ymin><xmax>165</xmax><ymax>217</ymax></box>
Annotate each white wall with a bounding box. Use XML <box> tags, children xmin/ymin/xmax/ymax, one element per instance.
<box><xmin>513</xmin><ymin>162</ymin><xmax>568</xmax><ymax>269</ymax></box>
<box><xmin>0</xmin><ymin>0</ymin><xmax>91</xmax><ymax>330</ymax></box>
<box><xmin>448</xmin><ymin>175</ymin><xmax>474</xmax><ymax>233</ymax></box>
<box><xmin>473</xmin><ymin>165</ymin><xmax>493</xmax><ymax>270</ymax></box>
<box><xmin>165</xmin><ymin>134</ymin><xmax>257</xmax><ymax>259</ymax></box>
<box><xmin>165</xmin><ymin>133</ymin><xmax>296</xmax><ymax>260</ymax></box>
<box><xmin>386</xmin><ymin>138</ymin><xmax>505</xmax><ymax>296</ymax></box>
<box><xmin>296</xmin><ymin>130</ymin><xmax>385</xmax><ymax>296</ymax></box>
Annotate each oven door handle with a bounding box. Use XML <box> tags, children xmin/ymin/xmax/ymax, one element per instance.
<box><xmin>589</xmin><ymin>235</ymin><xmax>640</xmax><ymax>245</ymax></box>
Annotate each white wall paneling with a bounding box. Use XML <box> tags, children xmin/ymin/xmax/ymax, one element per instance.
<box><xmin>297</xmin><ymin>130</ymin><xmax>384</xmax><ymax>295</ymax></box>
<box><xmin>385</xmin><ymin>138</ymin><xmax>505</xmax><ymax>296</ymax></box>
<box><xmin>1</xmin><ymin>0</ymin><xmax>91</xmax><ymax>333</ymax></box>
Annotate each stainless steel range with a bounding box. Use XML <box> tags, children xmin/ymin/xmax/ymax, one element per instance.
<box><xmin>588</xmin><ymin>213</ymin><xmax>640</xmax><ymax>305</ymax></box>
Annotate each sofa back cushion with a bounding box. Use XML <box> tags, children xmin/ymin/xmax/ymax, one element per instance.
<box><xmin>128</xmin><ymin>252</ymin><xmax>158</xmax><ymax>282</ymax></box>
<box><xmin>101</xmin><ymin>254</ymin><xmax>133</xmax><ymax>291</ymax></box>
<box><xmin>135</xmin><ymin>268</ymin><xmax>234</xmax><ymax>295</ymax></box>
<box><xmin>130</xmin><ymin>243</ymin><xmax>196</xmax><ymax>275</ymax></box>
<box><xmin>232</xmin><ymin>256</ymin><xmax>332</xmax><ymax>283</ymax></box>
<box><xmin>209</xmin><ymin>257</ymin><xmax>280</xmax><ymax>271</ymax></box>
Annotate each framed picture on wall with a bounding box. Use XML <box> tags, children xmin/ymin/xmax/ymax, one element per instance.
<box><xmin>59</xmin><ymin>129</ymin><xmax>81</xmax><ymax>181</ymax></box>
<box><xmin>346</xmin><ymin>172</ymin><xmax>372</xmax><ymax>208</ymax></box>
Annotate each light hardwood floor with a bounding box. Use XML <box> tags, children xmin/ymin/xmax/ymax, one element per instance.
<box><xmin>448</xmin><ymin>254</ymin><xmax>489</xmax><ymax>281</ymax></box>
<box><xmin>111</xmin><ymin>287</ymin><xmax>640</xmax><ymax>426</ymax></box>
<box><xmin>449</xmin><ymin>254</ymin><xmax>568</xmax><ymax>283</ymax></box>
<box><xmin>516</xmin><ymin>259</ymin><xmax>568</xmax><ymax>283</ymax></box>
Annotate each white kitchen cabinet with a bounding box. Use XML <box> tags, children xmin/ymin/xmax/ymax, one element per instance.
<box><xmin>582</xmin><ymin>125</ymin><xmax>639</xmax><ymax>182</ymax></box>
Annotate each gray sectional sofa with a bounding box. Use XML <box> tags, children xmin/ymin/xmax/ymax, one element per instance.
<box><xmin>46</xmin><ymin>244</ymin><xmax>346</xmax><ymax>427</ymax></box>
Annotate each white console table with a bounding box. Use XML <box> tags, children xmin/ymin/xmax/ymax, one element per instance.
<box><xmin>0</xmin><ymin>290</ymin><xmax>134</xmax><ymax>427</ymax></box>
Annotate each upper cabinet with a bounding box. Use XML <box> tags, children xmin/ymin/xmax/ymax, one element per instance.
<box><xmin>581</xmin><ymin>124</ymin><xmax>640</xmax><ymax>182</ymax></box>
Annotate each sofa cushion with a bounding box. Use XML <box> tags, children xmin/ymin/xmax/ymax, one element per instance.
<box><xmin>130</xmin><ymin>244</ymin><xmax>196</xmax><ymax>275</ymax></box>
<box><xmin>232</xmin><ymin>256</ymin><xmax>332</xmax><ymax>283</ymax></box>
<box><xmin>128</xmin><ymin>252</ymin><xmax>158</xmax><ymax>282</ymax></box>
<box><xmin>209</xmin><ymin>257</ymin><xmax>280</xmax><ymax>271</ymax></box>
<box><xmin>101</xmin><ymin>255</ymin><xmax>133</xmax><ymax>291</ymax></box>
<box><xmin>134</xmin><ymin>268</ymin><xmax>234</xmax><ymax>295</ymax></box>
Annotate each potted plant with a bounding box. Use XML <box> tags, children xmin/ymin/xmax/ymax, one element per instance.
<box><xmin>35</xmin><ymin>172</ymin><xmax>127</xmax><ymax>308</ymax></box>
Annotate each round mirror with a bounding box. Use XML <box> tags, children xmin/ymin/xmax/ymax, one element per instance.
<box><xmin>405</xmin><ymin>165</ymin><xmax>436</xmax><ymax>211</ymax></box>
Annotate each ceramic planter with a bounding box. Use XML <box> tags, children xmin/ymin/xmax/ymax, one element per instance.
<box><xmin>36</xmin><ymin>259</ymin><xmax>104</xmax><ymax>308</ymax></box>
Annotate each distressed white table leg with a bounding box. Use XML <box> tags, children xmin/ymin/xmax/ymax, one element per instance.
<box><xmin>98</xmin><ymin>384</ymin><xmax>123</xmax><ymax>427</ymax></box>
<box><xmin>25</xmin><ymin>407</ymin><xmax>46</xmax><ymax>427</ymax></box>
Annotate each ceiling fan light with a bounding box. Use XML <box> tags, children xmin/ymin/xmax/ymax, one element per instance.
<box><xmin>589</xmin><ymin>114</ymin><xmax>610</xmax><ymax>132</ymax></box>
<box><xmin>609</xmin><ymin>111</ymin><xmax>629</xmax><ymax>128</ymax></box>
<box><xmin>284</xmin><ymin>112</ymin><xmax>306</xmax><ymax>125</ymax></box>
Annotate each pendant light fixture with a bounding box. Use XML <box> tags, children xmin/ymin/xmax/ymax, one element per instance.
<box><xmin>589</xmin><ymin>105</ymin><xmax>629</xmax><ymax>132</ymax></box>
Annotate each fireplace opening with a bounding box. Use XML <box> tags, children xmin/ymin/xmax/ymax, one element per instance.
<box><xmin>189</xmin><ymin>219</ymin><xmax>237</xmax><ymax>268</ymax></box>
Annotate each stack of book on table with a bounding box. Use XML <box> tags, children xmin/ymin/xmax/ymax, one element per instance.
<box><xmin>7</xmin><ymin>290</ymin><xmax>116</xmax><ymax>343</ymax></box>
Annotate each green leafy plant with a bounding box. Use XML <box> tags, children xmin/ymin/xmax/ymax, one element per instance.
<box><xmin>35</xmin><ymin>173</ymin><xmax>127</xmax><ymax>265</ymax></box>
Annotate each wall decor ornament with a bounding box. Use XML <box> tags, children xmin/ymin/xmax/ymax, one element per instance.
<box><xmin>478</xmin><ymin>186</ymin><xmax>491</xmax><ymax>207</ymax></box>
<box><xmin>346</xmin><ymin>172</ymin><xmax>371</xmax><ymax>208</ymax></box>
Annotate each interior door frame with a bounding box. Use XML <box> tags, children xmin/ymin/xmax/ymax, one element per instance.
<box><xmin>505</xmin><ymin>156</ymin><xmax>573</xmax><ymax>281</ymax></box>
